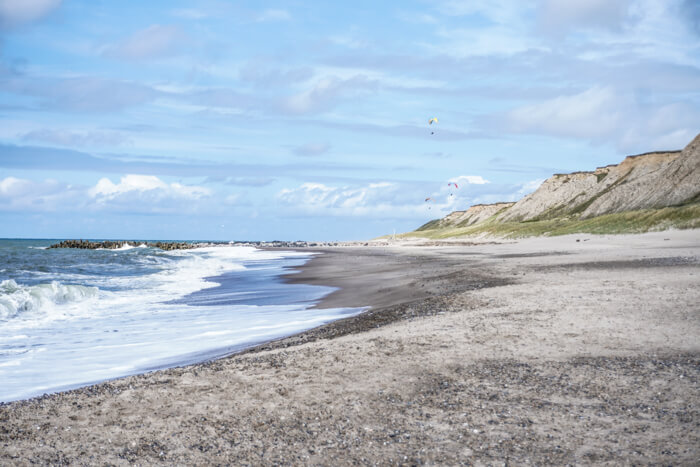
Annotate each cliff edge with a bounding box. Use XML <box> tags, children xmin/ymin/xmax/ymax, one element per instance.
<box><xmin>412</xmin><ymin>133</ymin><xmax>700</xmax><ymax>237</ymax></box>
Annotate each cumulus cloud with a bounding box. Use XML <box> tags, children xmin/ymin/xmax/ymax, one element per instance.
<box><xmin>103</xmin><ymin>25</ymin><xmax>186</xmax><ymax>61</ymax></box>
<box><xmin>277</xmin><ymin>182</ymin><xmax>425</xmax><ymax>218</ymax></box>
<box><xmin>0</xmin><ymin>174</ymin><xmax>220</xmax><ymax>215</ymax></box>
<box><xmin>0</xmin><ymin>176</ymin><xmax>82</xmax><ymax>211</ymax></box>
<box><xmin>506</xmin><ymin>86</ymin><xmax>622</xmax><ymax>140</ymax></box>
<box><xmin>503</xmin><ymin>85</ymin><xmax>700</xmax><ymax>152</ymax></box>
<box><xmin>448</xmin><ymin>175</ymin><xmax>490</xmax><ymax>185</ymax></box>
<box><xmin>276</xmin><ymin>175</ymin><xmax>522</xmax><ymax>219</ymax></box>
<box><xmin>0</xmin><ymin>0</ymin><xmax>61</xmax><ymax>27</ymax></box>
<box><xmin>89</xmin><ymin>174</ymin><xmax>210</xmax><ymax>202</ymax></box>
<box><xmin>436</xmin><ymin>176</ymin><xmax>547</xmax><ymax>212</ymax></box>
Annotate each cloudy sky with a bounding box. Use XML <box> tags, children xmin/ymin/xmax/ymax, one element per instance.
<box><xmin>1</xmin><ymin>0</ymin><xmax>698</xmax><ymax>240</ymax></box>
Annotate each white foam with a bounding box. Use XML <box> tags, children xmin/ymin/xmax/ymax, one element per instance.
<box><xmin>0</xmin><ymin>245</ymin><xmax>366</xmax><ymax>402</ymax></box>
<box><xmin>0</xmin><ymin>279</ymin><xmax>98</xmax><ymax>322</ymax></box>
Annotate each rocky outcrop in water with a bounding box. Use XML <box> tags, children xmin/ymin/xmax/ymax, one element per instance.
<box><xmin>48</xmin><ymin>240</ymin><xmax>197</xmax><ymax>250</ymax></box>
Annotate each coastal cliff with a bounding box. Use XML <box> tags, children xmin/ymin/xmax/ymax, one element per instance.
<box><xmin>412</xmin><ymin>133</ymin><xmax>700</xmax><ymax>238</ymax></box>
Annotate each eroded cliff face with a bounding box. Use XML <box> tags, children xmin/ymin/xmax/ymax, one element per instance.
<box><xmin>499</xmin><ymin>134</ymin><xmax>698</xmax><ymax>222</ymax></box>
<box><xmin>430</xmin><ymin>133</ymin><xmax>699</xmax><ymax>229</ymax></box>
<box><xmin>443</xmin><ymin>203</ymin><xmax>515</xmax><ymax>226</ymax></box>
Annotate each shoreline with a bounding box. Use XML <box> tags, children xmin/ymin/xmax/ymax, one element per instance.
<box><xmin>1</xmin><ymin>230</ymin><xmax>699</xmax><ymax>464</ymax></box>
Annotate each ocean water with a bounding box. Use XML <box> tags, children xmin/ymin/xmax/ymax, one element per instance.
<box><xmin>0</xmin><ymin>239</ymin><xmax>362</xmax><ymax>402</ymax></box>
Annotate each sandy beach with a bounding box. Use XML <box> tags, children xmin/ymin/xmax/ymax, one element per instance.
<box><xmin>1</xmin><ymin>230</ymin><xmax>699</xmax><ymax>465</ymax></box>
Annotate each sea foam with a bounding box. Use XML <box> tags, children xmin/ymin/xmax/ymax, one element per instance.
<box><xmin>0</xmin><ymin>244</ymin><xmax>363</xmax><ymax>402</ymax></box>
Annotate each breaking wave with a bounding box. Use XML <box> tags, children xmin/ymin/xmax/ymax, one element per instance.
<box><xmin>0</xmin><ymin>279</ymin><xmax>98</xmax><ymax>321</ymax></box>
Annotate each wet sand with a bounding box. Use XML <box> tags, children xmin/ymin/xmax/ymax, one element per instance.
<box><xmin>1</xmin><ymin>231</ymin><xmax>699</xmax><ymax>465</ymax></box>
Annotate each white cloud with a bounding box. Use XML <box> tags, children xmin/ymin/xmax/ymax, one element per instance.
<box><xmin>276</xmin><ymin>176</ymin><xmax>524</xmax><ymax>219</ymax></box>
<box><xmin>448</xmin><ymin>175</ymin><xmax>490</xmax><ymax>186</ymax></box>
<box><xmin>89</xmin><ymin>175</ymin><xmax>210</xmax><ymax>202</ymax></box>
<box><xmin>0</xmin><ymin>0</ymin><xmax>61</xmax><ymax>27</ymax></box>
<box><xmin>103</xmin><ymin>25</ymin><xmax>185</xmax><ymax>61</ymax></box>
<box><xmin>0</xmin><ymin>176</ymin><xmax>82</xmax><ymax>211</ymax></box>
<box><xmin>503</xmin><ymin>85</ymin><xmax>700</xmax><ymax>152</ymax></box>
<box><xmin>437</xmin><ymin>177</ymin><xmax>547</xmax><ymax>212</ymax></box>
<box><xmin>0</xmin><ymin>176</ymin><xmax>33</xmax><ymax>197</ymax></box>
<box><xmin>277</xmin><ymin>182</ymin><xmax>425</xmax><ymax>218</ymax></box>
<box><xmin>0</xmin><ymin>175</ymin><xmax>219</xmax><ymax>215</ymax></box>
<box><xmin>506</xmin><ymin>86</ymin><xmax>623</xmax><ymax>140</ymax></box>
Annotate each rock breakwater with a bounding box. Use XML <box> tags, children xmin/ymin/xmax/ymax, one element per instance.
<box><xmin>48</xmin><ymin>240</ymin><xmax>198</xmax><ymax>250</ymax></box>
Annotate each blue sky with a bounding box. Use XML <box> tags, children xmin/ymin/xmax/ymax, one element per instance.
<box><xmin>0</xmin><ymin>0</ymin><xmax>698</xmax><ymax>241</ymax></box>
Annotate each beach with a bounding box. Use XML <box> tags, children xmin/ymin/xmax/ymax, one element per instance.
<box><xmin>1</xmin><ymin>230</ymin><xmax>699</xmax><ymax>465</ymax></box>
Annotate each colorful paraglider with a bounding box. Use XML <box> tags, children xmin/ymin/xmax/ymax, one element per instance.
<box><xmin>447</xmin><ymin>181</ymin><xmax>459</xmax><ymax>197</ymax></box>
<box><xmin>425</xmin><ymin>197</ymin><xmax>434</xmax><ymax>209</ymax></box>
<box><xmin>428</xmin><ymin>117</ymin><xmax>438</xmax><ymax>135</ymax></box>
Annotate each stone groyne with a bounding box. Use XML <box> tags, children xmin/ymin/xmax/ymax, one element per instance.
<box><xmin>48</xmin><ymin>240</ymin><xmax>198</xmax><ymax>250</ymax></box>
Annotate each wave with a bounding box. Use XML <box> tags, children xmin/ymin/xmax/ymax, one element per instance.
<box><xmin>97</xmin><ymin>243</ymin><xmax>147</xmax><ymax>251</ymax></box>
<box><xmin>0</xmin><ymin>246</ymin><xmax>310</xmax><ymax>325</ymax></box>
<box><xmin>0</xmin><ymin>279</ymin><xmax>98</xmax><ymax>321</ymax></box>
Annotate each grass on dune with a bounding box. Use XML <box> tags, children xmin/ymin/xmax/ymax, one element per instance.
<box><xmin>400</xmin><ymin>203</ymin><xmax>700</xmax><ymax>240</ymax></box>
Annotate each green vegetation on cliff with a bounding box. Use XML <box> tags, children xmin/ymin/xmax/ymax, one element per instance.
<box><xmin>405</xmin><ymin>203</ymin><xmax>700</xmax><ymax>239</ymax></box>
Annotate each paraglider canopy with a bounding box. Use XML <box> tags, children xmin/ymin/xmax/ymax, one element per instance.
<box><xmin>428</xmin><ymin>117</ymin><xmax>438</xmax><ymax>135</ymax></box>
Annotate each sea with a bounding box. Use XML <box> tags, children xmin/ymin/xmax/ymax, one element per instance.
<box><xmin>0</xmin><ymin>239</ymin><xmax>363</xmax><ymax>402</ymax></box>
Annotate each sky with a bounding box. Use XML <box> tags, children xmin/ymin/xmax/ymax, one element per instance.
<box><xmin>0</xmin><ymin>0</ymin><xmax>698</xmax><ymax>241</ymax></box>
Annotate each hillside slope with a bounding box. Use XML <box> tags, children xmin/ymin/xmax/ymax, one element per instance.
<box><xmin>411</xmin><ymin>133</ymin><xmax>700</xmax><ymax>238</ymax></box>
